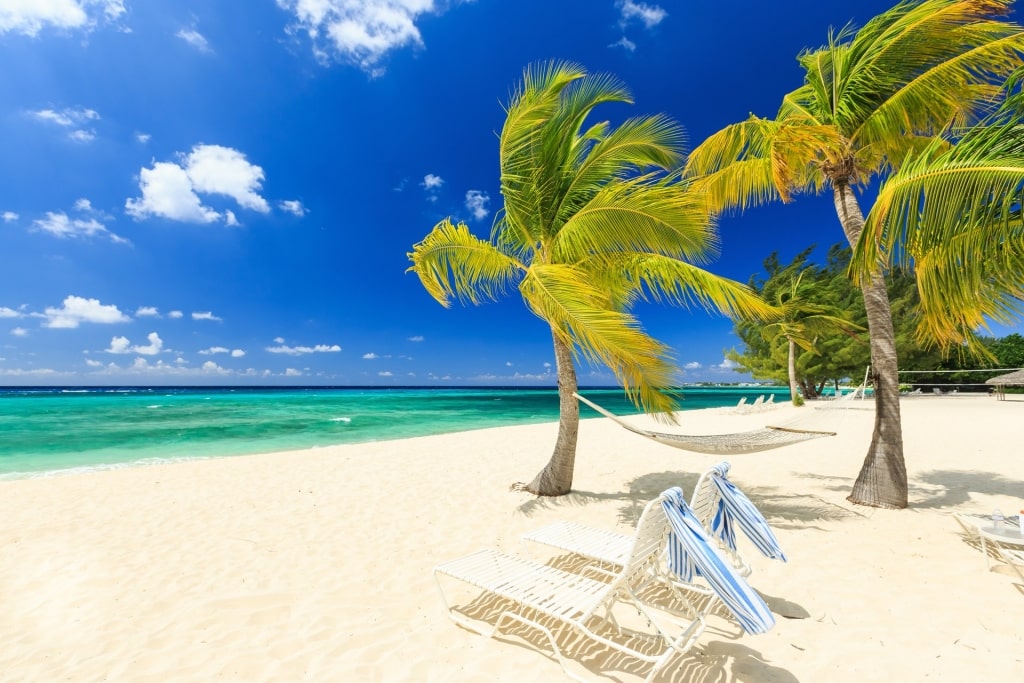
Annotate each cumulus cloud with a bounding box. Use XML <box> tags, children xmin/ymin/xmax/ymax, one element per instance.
<box><xmin>284</xmin><ymin>368</ymin><xmax>304</xmax><ymax>376</ymax></box>
<box><xmin>136</xmin><ymin>306</ymin><xmax>160</xmax><ymax>317</ymax></box>
<box><xmin>11</xmin><ymin>327</ymin><xmax>28</xmax><ymax>337</ymax></box>
<box><xmin>0</xmin><ymin>1</ymin><xmax>126</xmax><ymax>36</ymax></box>
<box><xmin>231</xmin><ymin>349</ymin><xmax>245</xmax><ymax>357</ymax></box>
<box><xmin>684</xmin><ymin>361</ymin><xmax>702</xmax><ymax>370</ymax></box>
<box><xmin>168</xmin><ymin>310</ymin><xmax>184</xmax><ymax>319</ymax></box>
<box><xmin>125</xmin><ymin>144</ymin><xmax>270</xmax><ymax>224</ymax></box>
<box><xmin>32</xmin><ymin>210</ymin><xmax>128</xmax><ymax>244</ymax></box>
<box><xmin>276</xmin><ymin>0</ymin><xmax>467</xmax><ymax>74</ymax></box>
<box><xmin>362</xmin><ymin>352</ymin><xmax>378</xmax><ymax>359</ymax></box>
<box><xmin>422</xmin><ymin>173</ymin><xmax>443</xmax><ymax>189</ymax></box>
<box><xmin>105</xmin><ymin>332</ymin><xmax>163</xmax><ymax>356</ymax></box>
<box><xmin>136</xmin><ymin>132</ymin><xmax>151</xmax><ymax>144</ymax></box>
<box><xmin>716</xmin><ymin>357</ymin><xmax>740</xmax><ymax>370</ymax></box>
<box><xmin>464</xmin><ymin>190</ymin><xmax>490</xmax><ymax>220</ymax></box>
<box><xmin>0</xmin><ymin>307</ymin><xmax>23</xmax><ymax>318</ymax></box>
<box><xmin>2</xmin><ymin>211</ymin><xmax>18</xmax><ymax>222</ymax></box>
<box><xmin>192</xmin><ymin>311</ymin><xmax>222</xmax><ymax>321</ymax></box>
<box><xmin>279</xmin><ymin>200</ymin><xmax>307</xmax><ymax>216</ymax></box>
<box><xmin>41</xmin><ymin>296</ymin><xmax>130</xmax><ymax>329</ymax></box>
<box><xmin>266</xmin><ymin>343</ymin><xmax>342</xmax><ymax>355</ymax></box>
<box><xmin>177</xmin><ymin>27</ymin><xmax>211</xmax><ymax>52</ymax></box>
<box><xmin>378</xmin><ymin>370</ymin><xmax>393</xmax><ymax>377</ymax></box>
<box><xmin>617</xmin><ymin>0</ymin><xmax>667</xmax><ymax>28</ymax></box>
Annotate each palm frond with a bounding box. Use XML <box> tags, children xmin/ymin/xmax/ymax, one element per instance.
<box><xmin>407</xmin><ymin>218</ymin><xmax>524</xmax><ymax>307</ymax></box>
<box><xmin>519</xmin><ymin>264</ymin><xmax>682</xmax><ymax>418</ymax></box>
<box><xmin>552</xmin><ymin>174</ymin><xmax>717</xmax><ymax>264</ymax></box>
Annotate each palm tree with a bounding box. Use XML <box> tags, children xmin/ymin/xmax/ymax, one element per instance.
<box><xmin>761</xmin><ymin>271</ymin><xmax>864</xmax><ymax>405</ymax></box>
<box><xmin>853</xmin><ymin>77</ymin><xmax>1024</xmax><ymax>348</ymax></box>
<box><xmin>408</xmin><ymin>61</ymin><xmax>772</xmax><ymax>496</ymax></box>
<box><xmin>685</xmin><ymin>0</ymin><xmax>1024</xmax><ymax>508</ymax></box>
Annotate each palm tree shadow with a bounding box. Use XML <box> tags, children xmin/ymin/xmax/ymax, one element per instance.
<box><xmin>908</xmin><ymin>470</ymin><xmax>1024</xmax><ymax>509</ymax></box>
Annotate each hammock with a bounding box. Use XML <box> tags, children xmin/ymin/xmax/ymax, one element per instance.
<box><xmin>574</xmin><ymin>392</ymin><xmax>837</xmax><ymax>455</ymax></box>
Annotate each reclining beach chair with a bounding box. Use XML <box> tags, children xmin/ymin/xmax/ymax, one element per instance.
<box><xmin>689</xmin><ymin>462</ymin><xmax>787</xmax><ymax>577</ymax></box>
<box><xmin>434</xmin><ymin>490</ymin><xmax>706</xmax><ymax>682</ymax></box>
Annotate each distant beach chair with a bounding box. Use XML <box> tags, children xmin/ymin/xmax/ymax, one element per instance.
<box><xmin>748</xmin><ymin>395</ymin><xmax>765</xmax><ymax>413</ymax></box>
<box><xmin>732</xmin><ymin>396</ymin><xmax>748</xmax><ymax>413</ymax></box>
<box><xmin>435</xmin><ymin>489</ymin><xmax>709</xmax><ymax>681</ymax></box>
<box><xmin>763</xmin><ymin>394</ymin><xmax>775</xmax><ymax>410</ymax></box>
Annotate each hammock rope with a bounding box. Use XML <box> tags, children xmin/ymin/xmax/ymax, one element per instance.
<box><xmin>574</xmin><ymin>392</ymin><xmax>838</xmax><ymax>455</ymax></box>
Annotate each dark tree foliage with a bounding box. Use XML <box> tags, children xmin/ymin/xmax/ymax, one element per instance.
<box><xmin>727</xmin><ymin>245</ymin><xmax>944</xmax><ymax>395</ymax></box>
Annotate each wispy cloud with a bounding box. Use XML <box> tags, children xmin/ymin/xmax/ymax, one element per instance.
<box><xmin>29</xmin><ymin>106</ymin><xmax>100</xmax><ymax>142</ymax></box>
<box><xmin>136</xmin><ymin>306</ymin><xmax>160</xmax><ymax>317</ymax></box>
<box><xmin>465</xmin><ymin>190</ymin><xmax>490</xmax><ymax>220</ymax></box>
<box><xmin>266</xmin><ymin>343</ymin><xmax>342</xmax><ymax>355</ymax></box>
<box><xmin>0</xmin><ymin>1</ymin><xmax>126</xmax><ymax>37</ymax></box>
<box><xmin>362</xmin><ymin>352</ymin><xmax>378</xmax><ymax>359</ymax></box>
<box><xmin>31</xmin><ymin>207</ymin><xmax>128</xmax><ymax>244</ymax></box>
<box><xmin>0</xmin><ymin>307</ymin><xmax>24</xmax><ymax>319</ymax></box>
<box><xmin>408</xmin><ymin>335</ymin><xmax>424</xmax><ymax>342</ymax></box>
<box><xmin>192</xmin><ymin>311</ymin><xmax>222</xmax><ymax>321</ymax></box>
<box><xmin>276</xmin><ymin>0</ymin><xmax>470</xmax><ymax>75</ymax></box>
<box><xmin>40</xmin><ymin>296</ymin><xmax>130</xmax><ymax>329</ymax></box>
<box><xmin>11</xmin><ymin>327</ymin><xmax>28</xmax><ymax>337</ymax></box>
<box><xmin>2</xmin><ymin>211</ymin><xmax>18</xmax><ymax>223</ymax></box>
<box><xmin>617</xmin><ymin>1</ymin><xmax>667</xmax><ymax>29</ymax></box>
<box><xmin>177</xmin><ymin>28</ymin><xmax>212</xmax><ymax>53</ymax></box>
<box><xmin>279</xmin><ymin>200</ymin><xmax>307</xmax><ymax>216</ymax></box>
<box><xmin>126</xmin><ymin>144</ymin><xmax>270</xmax><ymax>224</ymax></box>
<box><xmin>422</xmin><ymin>174</ymin><xmax>443</xmax><ymax>202</ymax></box>
<box><xmin>609</xmin><ymin>36</ymin><xmax>636</xmax><ymax>52</ymax></box>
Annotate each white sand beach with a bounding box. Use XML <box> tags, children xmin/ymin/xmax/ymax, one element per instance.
<box><xmin>1</xmin><ymin>395</ymin><xmax>1022</xmax><ymax>682</ymax></box>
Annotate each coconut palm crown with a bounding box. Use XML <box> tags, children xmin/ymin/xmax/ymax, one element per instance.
<box><xmin>408</xmin><ymin>61</ymin><xmax>772</xmax><ymax>496</ymax></box>
<box><xmin>684</xmin><ymin>0</ymin><xmax>1024</xmax><ymax>508</ymax></box>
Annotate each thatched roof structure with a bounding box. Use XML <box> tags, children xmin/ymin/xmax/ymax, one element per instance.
<box><xmin>985</xmin><ymin>369</ymin><xmax>1024</xmax><ymax>386</ymax></box>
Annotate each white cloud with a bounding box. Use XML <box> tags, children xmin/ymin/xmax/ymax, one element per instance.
<box><xmin>465</xmin><ymin>190</ymin><xmax>490</xmax><ymax>220</ymax></box>
<box><xmin>276</xmin><ymin>0</ymin><xmax>465</xmax><ymax>74</ymax></box>
<box><xmin>106</xmin><ymin>336</ymin><xmax>131</xmax><ymax>353</ymax></box>
<box><xmin>42</xmin><ymin>296</ymin><xmax>130</xmax><ymax>329</ymax></box>
<box><xmin>230</xmin><ymin>349</ymin><xmax>245</xmax><ymax>357</ymax></box>
<box><xmin>185</xmin><ymin>145</ymin><xmax>270</xmax><ymax>212</ymax></box>
<box><xmin>0</xmin><ymin>0</ymin><xmax>126</xmax><ymax>36</ymax></box>
<box><xmin>135</xmin><ymin>132</ymin><xmax>151</xmax><ymax>144</ymax></box>
<box><xmin>73</xmin><ymin>198</ymin><xmax>93</xmax><ymax>212</ymax></box>
<box><xmin>279</xmin><ymin>200</ymin><xmax>307</xmax><ymax>216</ymax></box>
<box><xmin>177</xmin><ymin>28</ymin><xmax>212</xmax><ymax>52</ymax></box>
<box><xmin>224</xmin><ymin>210</ymin><xmax>240</xmax><ymax>227</ymax></box>
<box><xmin>2</xmin><ymin>211</ymin><xmax>18</xmax><ymax>222</ymax></box>
<box><xmin>266</xmin><ymin>343</ymin><xmax>341</xmax><ymax>355</ymax></box>
<box><xmin>199</xmin><ymin>346</ymin><xmax>229</xmax><ymax>355</ymax></box>
<box><xmin>85</xmin><ymin>358</ymin><xmax>103</xmax><ymax>367</ymax></box>
<box><xmin>378</xmin><ymin>370</ymin><xmax>393</xmax><ymax>377</ymax></box>
<box><xmin>136</xmin><ymin>306</ymin><xmax>160</xmax><ymax>317</ymax></box>
<box><xmin>617</xmin><ymin>0</ymin><xmax>667</xmax><ymax>28</ymax></box>
<box><xmin>126</xmin><ymin>161</ymin><xmax>221</xmax><ymax>223</ymax></box>
<box><xmin>168</xmin><ymin>310</ymin><xmax>184</xmax><ymax>319</ymax></box>
<box><xmin>201</xmin><ymin>360</ymin><xmax>225</xmax><ymax>372</ymax></box>
<box><xmin>543</xmin><ymin>362</ymin><xmax>552</xmax><ymax>368</ymax></box>
<box><xmin>105</xmin><ymin>332</ymin><xmax>163</xmax><ymax>355</ymax></box>
<box><xmin>422</xmin><ymin>173</ymin><xmax>443</xmax><ymax>190</ymax></box>
<box><xmin>125</xmin><ymin>144</ymin><xmax>270</xmax><ymax>224</ymax></box>
<box><xmin>407</xmin><ymin>335</ymin><xmax>423</xmax><ymax>342</ymax></box>
<box><xmin>30</xmin><ymin>106</ymin><xmax>100</xmax><ymax>142</ymax></box>
<box><xmin>32</xmin><ymin>211</ymin><xmax>127</xmax><ymax>244</ymax></box>
<box><xmin>506</xmin><ymin>361</ymin><xmax>513</xmax><ymax>367</ymax></box>
<box><xmin>192</xmin><ymin>311</ymin><xmax>222</xmax><ymax>321</ymax></box>
<box><xmin>0</xmin><ymin>307</ymin><xmax>23</xmax><ymax>318</ymax></box>
<box><xmin>11</xmin><ymin>327</ymin><xmax>28</xmax><ymax>337</ymax></box>
<box><xmin>362</xmin><ymin>352</ymin><xmax>378</xmax><ymax>359</ymax></box>
<box><xmin>273</xmin><ymin>336</ymin><xmax>285</xmax><ymax>344</ymax></box>
<box><xmin>716</xmin><ymin>357</ymin><xmax>740</xmax><ymax>370</ymax></box>
<box><xmin>284</xmin><ymin>368</ymin><xmax>304</xmax><ymax>376</ymax></box>
<box><xmin>610</xmin><ymin>36</ymin><xmax>636</xmax><ymax>51</ymax></box>
<box><xmin>684</xmin><ymin>361</ymin><xmax>702</xmax><ymax>370</ymax></box>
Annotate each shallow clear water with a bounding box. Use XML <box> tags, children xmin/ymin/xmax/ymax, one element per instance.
<box><xmin>0</xmin><ymin>386</ymin><xmax>787</xmax><ymax>479</ymax></box>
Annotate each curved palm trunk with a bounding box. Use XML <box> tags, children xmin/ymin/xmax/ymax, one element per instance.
<box><xmin>787</xmin><ymin>337</ymin><xmax>800</xmax><ymax>405</ymax></box>
<box><xmin>833</xmin><ymin>182</ymin><xmax>908</xmax><ymax>509</ymax></box>
<box><xmin>516</xmin><ymin>330</ymin><xmax>579</xmax><ymax>496</ymax></box>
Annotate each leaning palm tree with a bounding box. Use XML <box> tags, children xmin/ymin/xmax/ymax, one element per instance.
<box><xmin>408</xmin><ymin>61</ymin><xmax>772</xmax><ymax>496</ymax></box>
<box><xmin>685</xmin><ymin>0</ymin><xmax>1024</xmax><ymax>508</ymax></box>
<box><xmin>762</xmin><ymin>271</ymin><xmax>864</xmax><ymax>405</ymax></box>
<box><xmin>853</xmin><ymin>74</ymin><xmax>1024</xmax><ymax>350</ymax></box>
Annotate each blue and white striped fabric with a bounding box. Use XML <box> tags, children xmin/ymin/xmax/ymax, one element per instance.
<box><xmin>662</xmin><ymin>487</ymin><xmax>775</xmax><ymax>635</ymax></box>
<box><xmin>706</xmin><ymin>462</ymin><xmax>787</xmax><ymax>562</ymax></box>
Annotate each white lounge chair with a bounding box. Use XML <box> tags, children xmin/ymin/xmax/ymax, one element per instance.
<box><xmin>435</xmin><ymin>491</ymin><xmax>706</xmax><ymax>682</ymax></box>
<box><xmin>999</xmin><ymin>547</ymin><xmax>1024</xmax><ymax>586</ymax></box>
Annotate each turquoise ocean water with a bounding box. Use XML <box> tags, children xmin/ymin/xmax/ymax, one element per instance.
<box><xmin>0</xmin><ymin>386</ymin><xmax>788</xmax><ymax>480</ymax></box>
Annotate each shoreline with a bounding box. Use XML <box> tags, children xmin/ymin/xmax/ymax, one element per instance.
<box><xmin>2</xmin><ymin>396</ymin><xmax>1022</xmax><ymax>681</ymax></box>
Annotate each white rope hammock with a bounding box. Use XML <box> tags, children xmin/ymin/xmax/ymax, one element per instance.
<box><xmin>574</xmin><ymin>392</ymin><xmax>839</xmax><ymax>455</ymax></box>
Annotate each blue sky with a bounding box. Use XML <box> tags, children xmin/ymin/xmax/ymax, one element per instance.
<box><xmin>1</xmin><ymin>0</ymin><xmax>1020</xmax><ymax>387</ymax></box>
